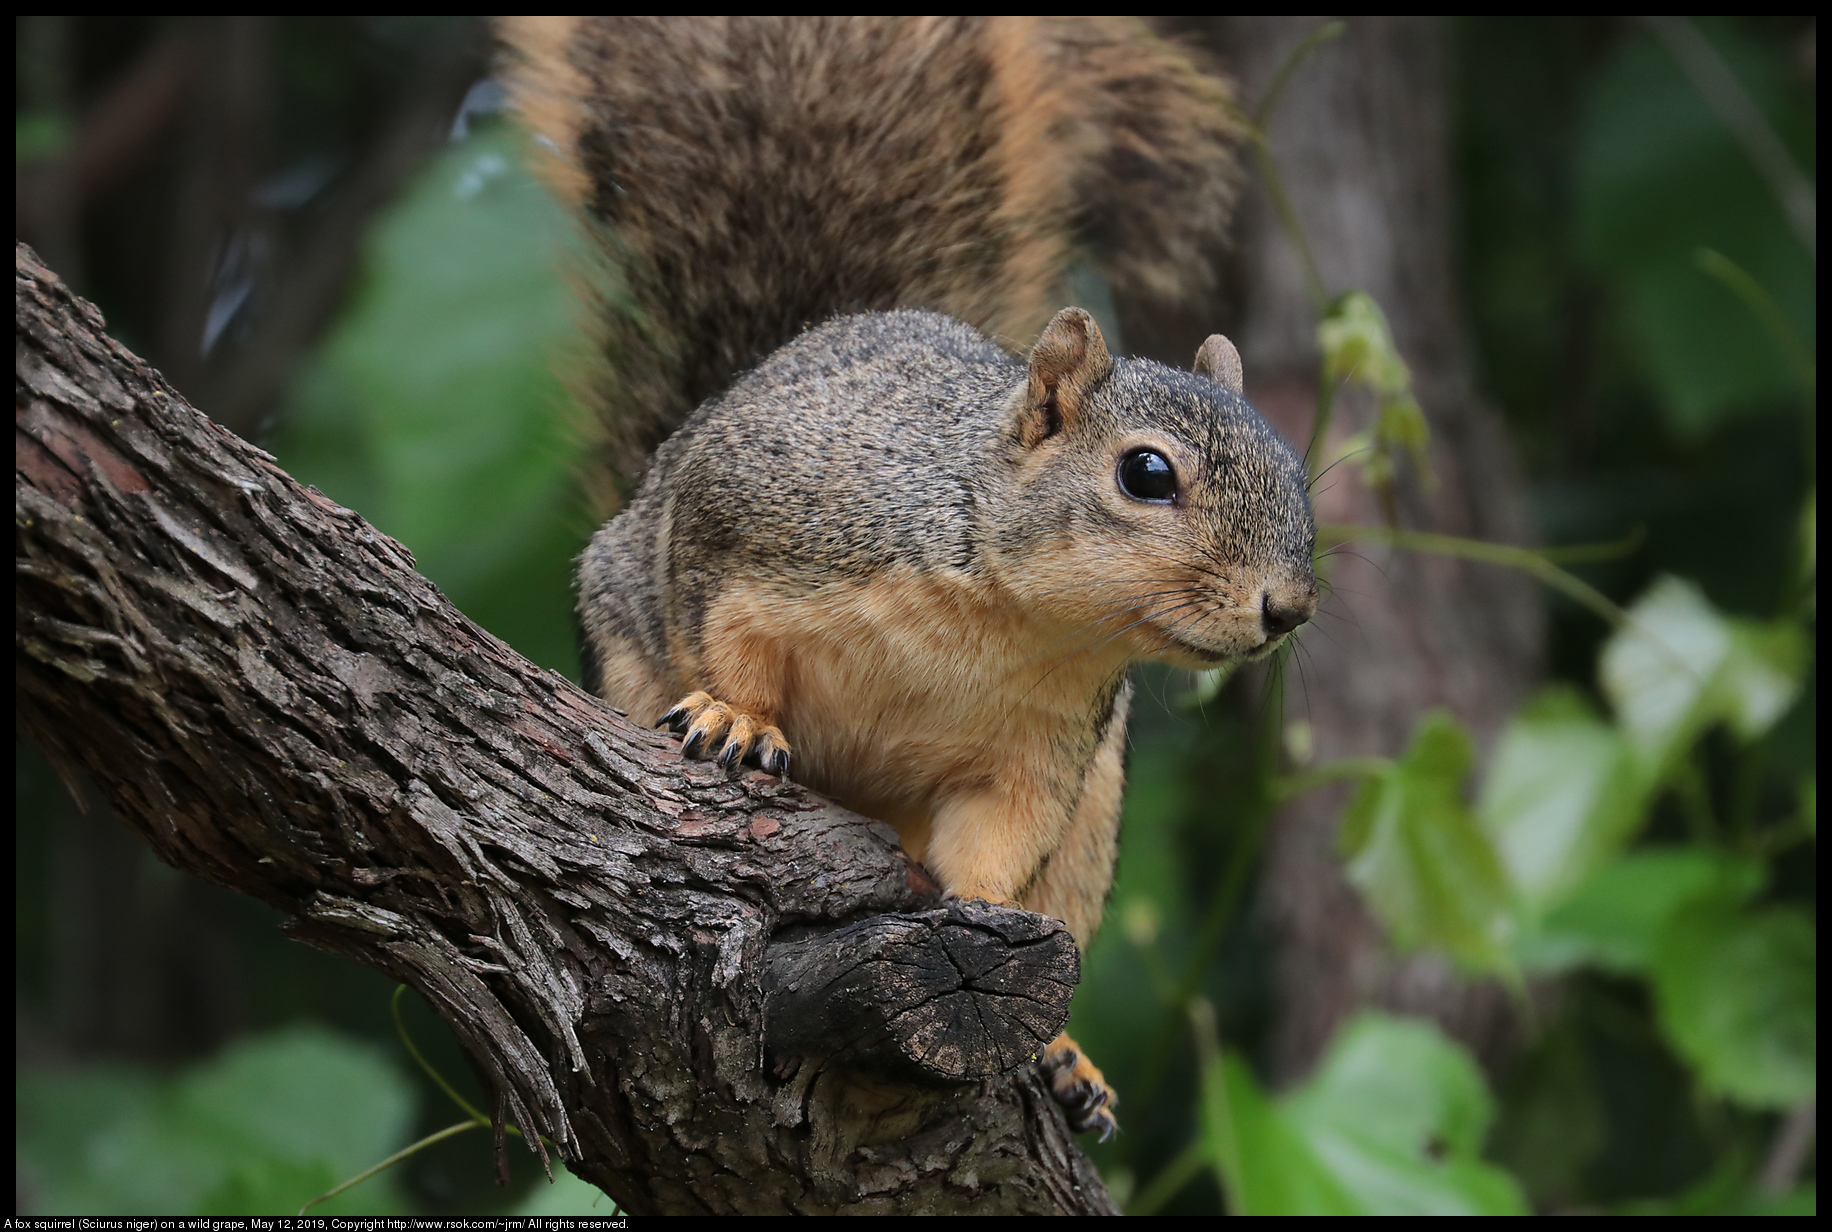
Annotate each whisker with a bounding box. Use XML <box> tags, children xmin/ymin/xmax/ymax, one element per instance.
<box><xmin>1307</xmin><ymin>445</ymin><xmax>1370</xmax><ymax>494</ymax></box>
<box><xmin>1254</xmin><ymin>642</ymin><xmax>1291</xmax><ymax>721</ymax></box>
<box><xmin>1289</xmin><ymin>637</ymin><xmax>1316</xmax><ymax>731</ymax></box>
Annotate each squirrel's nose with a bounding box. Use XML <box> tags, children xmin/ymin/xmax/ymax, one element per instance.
<box><xmin>1261</xmin><ymin>589</ymin><xmax>1314</xmax><ymax>639</ymax></box>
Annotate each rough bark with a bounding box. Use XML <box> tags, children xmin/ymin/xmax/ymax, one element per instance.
<box><xmin>1215</xmin><ymin>17</ymin><xmax>1546</xmax><ymax>1080</ymax></box>
<box><xmin>15</xmin><ymin>243</ymin><xmax>1117</xmax><ymax>1215</ymax></box>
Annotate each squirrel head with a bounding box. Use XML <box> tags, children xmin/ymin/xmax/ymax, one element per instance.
<box><xmin>990</xmin><ymin>307</ymin><xmax>1318</xmax><ymax>670</ymax></box>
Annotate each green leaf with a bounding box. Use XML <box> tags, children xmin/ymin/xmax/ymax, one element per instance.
<box><xmin>1477</xmin><ymin>687</ymin><xmax>1650</xmax><ymax>919</ymax></box>
<box><xmin>1199</xmin><ymin>1051</ymin><xmax>1359</xmax><ymax>1215</ymax></box>
<box><xmin>16</xmin><ymin>1062</ymin><xmax>153</xmax><ymax>1191</ymax></box>
<box><xmin>178</xmin><ymin>1024</ymin><xmax>417</xmax><ymax>1186</ymax></box>
<box><xmin>1282</xmin><ymin>1015</ymin><xmax>1529</xmax><ymax>1216</ymax></box>
<box><xmin>1740</xmin><ymin>1185</ymin><xmax>1816</xmax><ymax>1216</ymax></box>
<box><xmin>196</xmin><ymin>1158</ymin><xmax>339</xmax><ymax>1218</ymax></box>
<box><xmin>1599</xmin><ymin>576</ymin><xmax>1806</xmax><ymax>779</ymax></box>
<box><xmin>1716</xmin><ymin>618</ymin><xmax>1808</xmax><ymax>740</ymax></box>
<box><xmin>1320</xmin><ymin>291</ymin><xmax>1411</xmax><ymax>396</ymax></box>
<box><xmin>1653</xmin><ymin>899</ymin><xmax>1816</xmax><ymax>1108</ymax></box>
<box><xmin>16</xmin><ymin>1025</ymin><xmax>417</xmax><ymax>1216</ymax></box>
<box><xmin>509</xmin><ymin>1165</ymin><xmax>619</xmax><ymax>1216</ymax></box>
<box><xmin>1516</xmin><ymin>846</ymin><xmax>1763</xmax><ymax>975</ymax></box>
<box><xmin>1194</xmin><ymin>1012</ymin><xmax>1526</xmax><ymax>1215</ymax></box>
<box><xmin>1287</xmin><ymin>1014</ymin><xmax>1493</xmax><ymax>1159</ymax></box>
<box><xmin>1319</xmin><ymin>291</ymin><xmax>1436</xmax><ymax>497</ymax></box>
<box><xmin>1601</xmin><ymin>576</ymin><xmax>1731</xmax><ymax>773</ymax></box>
<box><xmin>1340</xmin><ymin>712</ymin><xmax>1514</xmax><ymax>973</ymax></box>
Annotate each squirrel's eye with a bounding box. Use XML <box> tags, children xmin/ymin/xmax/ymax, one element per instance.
<box><xmin>1117</xmin><ymin>449</ymin><xmax>1177</xmax><ymax>503</ymax></box>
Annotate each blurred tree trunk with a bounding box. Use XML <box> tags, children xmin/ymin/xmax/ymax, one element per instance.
<box><xmin>1201</xmin><ymin>16</ymin><xmax>1545</xmax><ymax>1081</ymax></box>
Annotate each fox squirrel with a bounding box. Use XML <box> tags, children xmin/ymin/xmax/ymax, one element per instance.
<box><xmin>501</xmin><ymin>16</ymin><xmax>1318</xmax><ymax>1139</ymax></box>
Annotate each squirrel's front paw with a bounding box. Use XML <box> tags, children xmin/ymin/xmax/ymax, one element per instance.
<box><xmin>659</xmin><ymin>691</ymin><xmax>792</xmax><ymax>777</ymax></box>
<box><xmin>1040</xmin><ymin>1036</ymin><xmax>1118</xmax><ymax>1142</ymax></box>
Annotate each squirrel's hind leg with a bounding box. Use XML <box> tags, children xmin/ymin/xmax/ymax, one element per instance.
<box><xmin>660</xmin><ymin>690</ymin><xmax>792</xmax><ymax>777</ymax></box>
<box><xmin>1024</xmin><ymin>679</ymin><xmax>1130</xmax><ymax>1140</ymax></box>
<box><xmin>1041</xmin><ymin>1034</ymin><xmax>1118</xmax><ymax>1141</ymax></box>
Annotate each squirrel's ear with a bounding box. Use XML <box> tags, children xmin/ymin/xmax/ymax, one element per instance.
<box><xmin>1193</xmin><ymin>334</ymin><xmax>1245</xmax><ymax>396</ymax></box>
<box><xmin>1022</xmin><ymin>308</ymin><xmax>1113</xmax><ymax>446</ymax></box>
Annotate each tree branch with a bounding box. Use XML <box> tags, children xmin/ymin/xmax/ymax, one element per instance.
<box><xmin>14</xmin><ymin>242</ymin><xmax>1116</xmax><ymax>1215</ymax></box>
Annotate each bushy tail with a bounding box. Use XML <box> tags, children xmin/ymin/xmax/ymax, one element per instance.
<box><xmin>500</xmin><ymin>16</ymin><xmax>1241</xmax><ymax>513</ymax></box>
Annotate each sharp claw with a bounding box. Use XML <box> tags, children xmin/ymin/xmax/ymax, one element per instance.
<box><xmin>1066</xmin><ymin>1082</ymin><xmax>1107</xmax><ymax>1123</ymax></box>
<box><xmin>1069</xmin><ymin>1093</ymin><xmax>1110</xmax><ymax>1135</ymax></box>
<box><xmin>769</xmin><ymin>749</ymin><xmax>791</xmax><ymax>777</ymax></box>
<box><xmin>1040</xmin><ymin>1052</ymin><xmax>1118</xmax><ymax>1138</ymax></box>
<box><xmin>658</xmin><ymin>708</ymin><xmax>685</xmax><ymax>731</ymax></box>
<box><xmin>717</xmin><ymin>740</ymin><xmax>742</xmax><ymax>769</ymax></box>
<box><xmin>682</xmin><ymin>729</ymin><xmax>708</xmax><ymax>759</ymax></box>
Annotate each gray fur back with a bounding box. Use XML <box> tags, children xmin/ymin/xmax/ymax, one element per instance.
<box><xmin>642</xmin><ymin>311</ymin><xmax>1022</xmax><ymax>582</ymax></box>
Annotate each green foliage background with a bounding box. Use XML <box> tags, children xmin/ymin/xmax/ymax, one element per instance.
<box><xmin>15</xmin><ymin>16</ymin><xmax>1814</xmax><ymax>1216</ymax></box>
<box><xmin>271</xmin><ymin>129</ymin><xmax>592</xmax><ymax>679</ymax></box>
